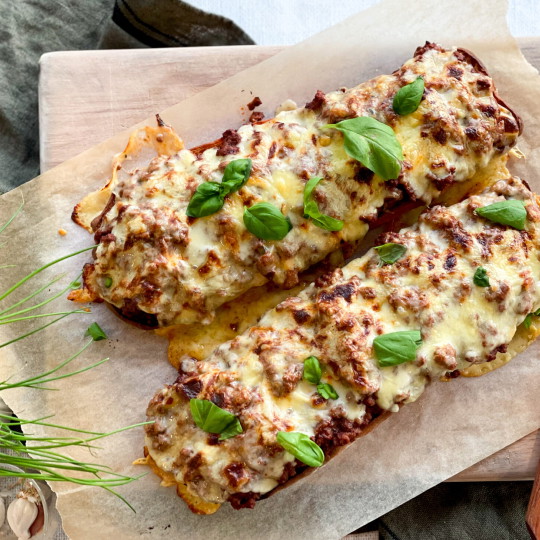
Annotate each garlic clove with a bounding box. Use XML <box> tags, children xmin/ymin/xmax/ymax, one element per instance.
<box><xmin>7</xmin><ymin>496</ymin><xmax>38</xmax><ymax>540</ymax></box>
<box><xmin>28</xmin><ymin>503</ymin><xmax>44</xmax><ymax>537</ymax></box>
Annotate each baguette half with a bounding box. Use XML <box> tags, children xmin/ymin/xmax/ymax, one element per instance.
<box><xmin>70</xmin><ymin>43</ymin><xmax>520</xmax><ymax>327</ymax></box>
<box><xmin>145</xmin><ymin>175</ymin><xmax>540</xmax><ymax>513</ymax></box>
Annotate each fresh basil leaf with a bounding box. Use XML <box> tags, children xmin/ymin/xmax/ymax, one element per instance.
<box><xmin>243</xmin><ymin>202</ymin><xmax>292</xmax><ymax>240</ymax></box>
<box><xmin>317</xmin><ymin>382</ymin><xmax>338</xmax><ymax>400</ymax></box>
<box><xmin>221</xmin><ymin>158</ymin><xmax>252</xmax><ymax>194</ymax></box>
<box><xmin>85</xmin><ymin>322</ymin><xmax>107</xmax><ymax>341</ymax></box>
<box><xmin>473</xmin><ymin>267</ymin><xmax>490</xmax><ymax>287</ymax></box>
<box><xmin>186</xmin><ymin>182</ymin><xmax>225</xmax><ymax>218</ymax></box>
<box><xmin>303</xmin><ymin>177</ymin><xmax>321</xmax><ymax>218</ymax></box>
<box><xmin>373</xmin><ymin>330</ymin><xmax>422</xmax><ymax>367</ymax></box>
<box><xmin>374</xmin><ymin>243</ymin><xmax>407</xmax><ymax>265</ymax></box>
<box><xmin>475</xmin><ymin>199</ymin><xmax>527</xmax><ymax>230</ymax></box>
<box><xmin>303</xmin><ymin>177</ymin><xmax>344</xmax><ymax>232</ymax></box>
<box><xmin>187</xmin><ymin>159</ymin><xmax>253</xmax><ymax>218</ymax></box>
<box><xmin>392</xmin><ymin>77</ymin><xmax>425</xmax><ymax>116</ymax></box>
<box><xmin>303</xmin><ymin>356</ymin><xmax>322</xmax><ymax>385</ymax></box>
<box><xmin>310</xmin><ymin>214</ymin><xmax>344</xmax><ymax>231</ymax></box>
<box><xmin>324</xmin><ymin>117</ymin><xmax>403</xmax><ymax>180</ymax></box>
<box><xmin>218</xmin><ymin>417</ymin><xmax>244</xmax><ymax>441</ymax></box>
<box><xmin>189</xmin><ymin>398</ymin><xmax>243</xmax><ymax>439</ymax></box>
<box><xmin>276</xmin><ymin>431</ymin><xmax>324</xmax><ymax>467</ymax></box>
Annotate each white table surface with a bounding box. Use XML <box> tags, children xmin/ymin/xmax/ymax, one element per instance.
<box><xmin>186</xmin><ymin>0</ymin><xmax>540</xmax><ymax>45</ymax></box>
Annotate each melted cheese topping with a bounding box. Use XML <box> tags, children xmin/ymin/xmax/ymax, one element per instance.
<box><xmin>162</xmin><ymin>154</ymin><xmax>512</xmax><ymax>368</ymax></box>
<box><xmin>79</xmin><ymin>44</ymin><xmax>520</xmax><ymax>326</ymax></box>
<box><xmin>145</xmin><ymin>176</ymin><xmax>540</xmax><ymax>507</ymax></box>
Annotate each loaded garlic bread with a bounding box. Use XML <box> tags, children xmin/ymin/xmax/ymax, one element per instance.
<box><xmin>71</xmin><ymin>42</ymin><xmax>520</xmax><ymax>327</ymax></box>
<box><xmin>144</xmin><ymin>176</ymin><xmax>540</xmax><ymax>513</ymax></box>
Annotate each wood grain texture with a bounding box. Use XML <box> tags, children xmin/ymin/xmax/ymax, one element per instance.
<box><xmin>38</xmin><ymin>39</ymin><xmax>540</xmax><ymax>482</ymax></box>
<box><xmin>527</xmin><ymin>459</ymin><xmax>540</xmax><ymax>538</ymax></box>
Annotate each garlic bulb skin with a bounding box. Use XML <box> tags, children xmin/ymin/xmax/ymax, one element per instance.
<box><xmin>7</xmin><ymin>497</ymin><xmax>38</xmax><ymax>540</ymax></box>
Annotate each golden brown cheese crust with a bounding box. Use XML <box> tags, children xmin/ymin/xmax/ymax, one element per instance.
<box><xmin>145</xmin><ymin>177</ymin><xmax>540</xmax><ymax>511</ymax></box>
<box><xmin>74</xmin><ymin>43</ymin><xmax>520</xmax><ymax>327</ymax></box>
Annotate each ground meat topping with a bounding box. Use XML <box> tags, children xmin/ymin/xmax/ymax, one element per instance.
<box><xmin>247</xmin><ymin>96</ymin><xmax>262</xmax><ymax>110</ymax></box>
<box><xmin>249</xmin><ymin>111</ymin><xmax>265</xmax><ymax>123</ymax></box>
<box><xmin>305</xmin><ymin>89</ymin><xmax>326</xmax><ymax>111</ymax></box>
<box><xmin>216</xmin><ymin>129</ymin><xmax>242</xmax><ymax>156</ymax></box>
<box><xmin>433</xmin><ymin>344</ymin><xmax>457</xmax><ymax>370</ymax></box>
<box><xmin>224</xmin><ymin>462</ymin><xmax>250</xmax><ymax>488</ymax></box>
<box><xmin>228</xmin><ymin>492</ymin><xmax>260</xmax><ymax>510</ymax></box>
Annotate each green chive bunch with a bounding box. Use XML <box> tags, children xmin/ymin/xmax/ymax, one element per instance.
<box><xmin>0</xmin><ymin>201</ymin><xmax>146</xmax><ymax>509</ymax></box>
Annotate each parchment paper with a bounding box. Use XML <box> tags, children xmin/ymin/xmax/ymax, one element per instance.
<box><xmin>1</xmin><ymin>0</ymin><xmax>540</xmax><ymax>538</ymax></box>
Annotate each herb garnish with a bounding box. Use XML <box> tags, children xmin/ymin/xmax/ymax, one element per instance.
<box><xmin>392</xmin><ymin>77</ymin><xmax>425</xmax><ymax>116</ymax></box>
<box><xmin>303</xmin><ymin>177</ymin><xmax>343</xmax><ymax>232</ymax></box>
<box><xmin>302</xmin><ymin>356</ymin><xmax>338</xmax><ymax>400</ymax></box>
<box><xmin>303</xmin><ymin>356</ymin><xmax>322</xmax><ymax>384</ymax></box>
<box><xmin>243</xmin><ymin>202</ymin><xmax>292</xmax><ymax>240</ymax></box>
<box><xmin>473</xmin><ymin>267</ymin><xmax>490</xmax><ymax>287</ymax></box>
<box><xmin>323</xmin><ymin>117</ymin><xmax>403</xmax><ymax>180</ymax></box>
<box><xmin>475</xmin><ymin>200</ymin><xmax>527</xmax><ymax>230</ymax></box>
<box><xmin>0</xmin><ymin>245</ymin><xmax>93</xmax><ymax>349</ymax></box>
<box><xmin>186</xmin><ymin>182</ymin><xmax>224</xmax><ymax>218</ymax></box>
<box><xmin>374</xmin><ymin>243</ymin><xmax>407</xmax><ymax>265</ymax></box>
<box><xmin>316</xmin><ymin>383</ymin><xmax>338</xmax><ymax>400</ymax></box>
<box><xmin>220</xmin><ymin>158</ymin><xmax>253</xmax><ymax>192</ymax></box>
<box><xmin>276</xmin><ymin>431</ymin><xmax>325</xmax><ymax>467</ymax></box>
<box><xmin>86</xmin><ymin>322</ymin><xmax>107</xmax><ymax>341</ymax></box>
<box><xmin>186</xmin><ymin>158</ymin><xmax>252</xmax><ymax>218</ymax></box>
<box><xmin>0</xmin><ymin>202</ymin><xmax>148</xmax><ymax>510</ymax></box>
<box><xmin>189</xmin><ymin>398</ymin><xmax>243</xmax><ymax>440</ymax></box>
<box><xmin>373</xmin><ymin>330</ymin><xmax>422</xmax><ymax>367</ymax></box>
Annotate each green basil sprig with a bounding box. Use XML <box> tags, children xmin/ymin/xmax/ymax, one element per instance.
<box><xmin>373</xmin><ymin>330</ymin><xmax>422</xmax><ymax>367</ymax></box>
<box><xmin>186</xmin><ymin>158</ymin><xmax>252</xmax><ymax>218</ymax></box>
<box><xmin>303</xmin><ymin>177</ymin><xmax>343</xmax><ymax>232</ymax></box>
<box><xmin>276</xmin><ymin>431</ymin><xmax>325</xmax><ymax>467</ymax></box>
<box><xmin>221</xmin><ymin>158</ymin><xmax>253</xmax><ymax>192</ymax></box>
<box><xmin>392</xmin><ymin>77</ymin><xmax>425</xmax><ymax>116</ymax></box>
<box><xmin>302</xmin><ymin>356</ymin><xmax>338</xmax><ymax>400</ymax></box>
<box><xmin>473</xmin><ymin>267</ymin><xmax>490</xmax><ymax>288</ymax></box>
<box><xmin>86</xmin><ymin>322</ymin><xmax>107</xmax><ymax>341</ymax></box>
<box><xmin>374</xmin><ymin>243</ymin><xmax>407</xmax><ymax>265</ymax></box>
<box><xmin>186</xmin><ymin>182</ymin><xmax>224</xmax><ymax>217</ymax></box>
<box><xmin>523</xmin><ymin>308</ymin><xmax>540</xmax><ymax>329</ymax></box>
<box><xmin>475</xmin><ymin>199</ymin><xmax>527</xmax><ymax>230</ymax></box>
<box><xmin>243</xmin><ymin>202</ymin><xmax>292</xmax><ymax>241</ymax></box>
<box><xmin>323</xmin><ymin>117</ymin><xmax>403</xmax><ymax>180</ymax></box>
<box><xmin>189</xmin><ymin>398</ymin><xmax>243</xmax><ymax>441</ymax></box>
<box><xmin>316</xmin><ymin>383</ymin><xmax>338</xmax><ymax>400</ymax></box>
<box><xmin>303</xmin><ymin>356</ymin><xmax>322</xmax><ymax>385</ymax></box>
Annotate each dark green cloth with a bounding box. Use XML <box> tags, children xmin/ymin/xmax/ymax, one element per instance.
<box><xmin>0</xmin><ymin>0</ymin><xmax>114</xmax><ymax>193</ymax></box>
<box><xmin>377</xmin><ymin>481</ymin><xmax>532</xmax><ymax>539</ymax></box>
<box><xmin>0</xmin><ymin>0</ymin><xmax>252</xmax><ymax>194</ymax></box>
<box><xmin>0</xmin><ymin>1</ymin><xmax>533</xmax><ymax>538</ymax></box>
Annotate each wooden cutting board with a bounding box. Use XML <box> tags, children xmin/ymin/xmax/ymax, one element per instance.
<box><xmin>38</xmin><ymin>41</ymin><xmax>540</xmax><ymax>482</ymax></box>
